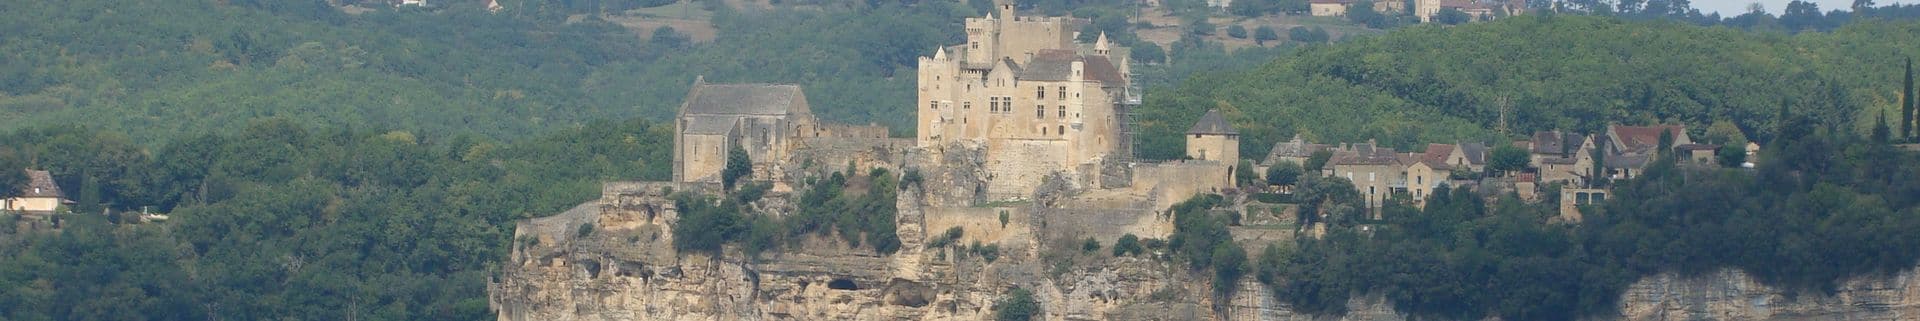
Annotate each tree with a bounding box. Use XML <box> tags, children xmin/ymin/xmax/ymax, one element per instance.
<box><xmin>1255</xmin><ymin>26</ymin><xmax>1280</xmax><ymax>45</ymax></box>
<box><xmin>1349</xmin><ymin>1</ymin><xmax>1387</xmax><ymax>28</ymax></box>
<box><xmin>1288</xmin><ymin>26</ymin><xmax>1312</xmax><ymax>42</ymax></box>
<box><xmin>1435</xmin><ymin>8</ymin><xmax>1471</xmax><ymax>24</ymax></box>
<box><xmin>1487</xmin><ymin>145</ymin><xmax>1530</xmax><ymax>175</ymax></box>
<box><xmin>0</xmin><ymin>149</ymin><xmax>24</xmax><ymax>199</ymax></box>
<box><xmin>1133</xmin><ymin>42</ymin><xmax>1167</xmax><ymax>64</ymax></box>
<box><xmin>1779</xmin><ymin>0</ymin><xmax>1823</xmax><ymax>31</ymax></box>
<box><xmin>1266</xmin><ymin>160</ymin><xmax>1304</xmax><ymax>187</ymax></box>
<box><xmin>1715</xmin><ymin>144</ymin><xmax>1746</xmax><ymax>167</ymax></box>
<box><xmin>1873</xmin><ymin>110</ymin><xmax>1892</xmax><ymax>143</ymax></box>
<box><xmin>1237</xmin><ymin>159</ymin><xmax>1260</xmax><ymax>187</ymax></box>
<box><xmin>1906</xmin><ymin>58</ymin><xmax>1915</xmax><ymax>141</ymax></box>
<box><xmin>1656</xmin><ymin>129</ymin><xmax>1676</xmax><ymax>158</ymax></box>
<box><xmin>1113</xmin><ymin>234</ymin><xmax>1144</xmax><ymax>256</ymax></box>
<box><xmin>994</xmin><ymin>288</ymin><xmax>1041</xmax><ymax>321</ymax></box>
<box><xmin>722</xmin><ymin>143</ymin><xmax>752</xmax><ymax>191</ymax></box>
<box><xmin>651</xmin><ymin>26</ymin><xmax>691</xmax><ymax>49</ymax></box>
<box><xmin>1227</xmin><ymin>25</ymin><xmax>1249</xmax><ymax>39</ymax></box>
<box><xmin>1304</xmin><ymin>149</ymin><xmax>1333</xmax><ymax>172</ymax></box>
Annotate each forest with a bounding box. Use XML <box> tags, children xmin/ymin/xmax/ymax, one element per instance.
<box><xmin>1134</xmin><ymin>14</ymin><xmax>1920</xmax><ymax>160</ymax></box>
<box><xmin>4</xmin><ymin>0</ymin><xmax>1920</xmax><ymax>320</ymax></box>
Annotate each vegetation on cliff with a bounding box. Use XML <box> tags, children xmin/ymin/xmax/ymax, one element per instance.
<box><xmin>0</xmin><ymin>120</ymin><xmax>673</xmax><ymax>320</ymax></box>
<box><xmin>1242</xmin><ymin>126</ymin><xmax>1920</xmax><ymax>320</ymax></box>
<box><xmin>1136</xmin><ymin>14</ymin><xmax>1920</xmax><ymax>159</ymax></box>
<box><xmin>673</xmin><ymin>167</ymin><xmax>904</xmax><ymax>257</ymax></box>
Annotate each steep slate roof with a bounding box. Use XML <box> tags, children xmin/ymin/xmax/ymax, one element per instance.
<box><xmin>1530</xmin><ymin>131</ymin><xmax>1585</xmax><ymax>155</ymax></box>
<box><xmin>21</xmin><ymin>170</ymin><xmax>61</xmax><ymax>198</ymax></box>
<box><xmin>1016</xmin><ymin>50</ymin><xmax>1125</xmax><ymax>85</ymax></box>
<box><xmin>1187</xmin><ymin>109</ymin><xmax>1237</xmax><ymax>135</ymax></box>
<box><xmin>681</xmin><ymin>116</ymin><xmax>740</xmax><ymax>135</ymax></box>
<box><xmin>1332</xmin><ymin>143</ymin><xmax>1398</xmax><ymax>165</ymax></box>
<box><xmin>681</xmin><ymin>83</ymin><xmax>805</xmax><ymax>116</ymax></box>
<box><xmin>1606</xmin><ymin>153</ymin><xmax>1651</xmax><ymax>169</ymax></box>
<box><xmin>1610</xmin><ymin>124</ymin><xmax>1686</xmax><ymax>154</ymax></box>
<box><xmin>1458</xmin><ymin>142</ymin><xmax>1488</xmax><ymax>165</ymax></box>
<box><xmin>1264</xmin><ymin>137</ymin><xmax>1327</xmax><ymax>165</ymax></box>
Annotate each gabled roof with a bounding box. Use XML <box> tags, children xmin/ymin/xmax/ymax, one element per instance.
<box><xmin>1187</xmin><ymin>109</ymin><xmax>1237</xmax><ymax>135</ymax></box>
<box><xmin>1332</xmin><ymin>143</ymin><xmax>1398</xmax><ymax>166</ymax></box>
<box><xmin>1458</xmin><ymin>142</ymin><xmax>1488</xmax><ymax>165</ymax></box>
<box><xmin>21</xmin><ymin>170</ymin><xmax>61</xmax><ymax>198</ymax></box>
<box><xmin>1530</xmin><ymin>131</ymin><xmax>1586</xmax><ymax>155</ymax></box>
<box><xmin>1264</xmin><ymin>136</ymin><xmax>1326</xmax><ymax>165</ymax></box>
<box><xmin>1422</xmin><ymin>144</ymin><xmax>1455</xmax><ymax>162</ymax></box>
<box><xmin>680</xmin><ymin>82</ymin><xmax>807</xmax><ymax>116</ymax></box>
<box><xmin>1610</xmin><ymin>124</ymin><xmax>1686</xmax><ymax>154</ymax></box>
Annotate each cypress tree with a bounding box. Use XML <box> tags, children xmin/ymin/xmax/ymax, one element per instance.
<box><xmin>1874</xmin><ymin>110</ymin><xmax>1892</xmax><ymax>143</ymax></box>
<box><xmin>1905</xmin><ymin>58</ymin><xmax>1914</xmax><ymax>140</ymax></box>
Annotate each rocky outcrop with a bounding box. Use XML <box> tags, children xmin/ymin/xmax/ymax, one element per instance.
<box><xmin>492</xmin><ymin>182</ymin><xmax>1920</xmax><ymax>321</ymax></box>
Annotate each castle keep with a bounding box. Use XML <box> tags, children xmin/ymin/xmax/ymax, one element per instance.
<box><xmin>916</xmin><ymin>1</ymin><xmax>1136</xmax><ymax>199</ymax></box>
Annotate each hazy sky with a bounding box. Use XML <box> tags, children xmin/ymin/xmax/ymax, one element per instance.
<box><xmin>1690</xmin><ymin>0</ymin><xmax>1910</xmax><ymax>15</ymax></box>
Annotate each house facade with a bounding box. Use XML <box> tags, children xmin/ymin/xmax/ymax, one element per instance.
<box><xmin>4</xmin><ymin>170</ymin><xmax>65</xmax><ymax>213</ymax></box>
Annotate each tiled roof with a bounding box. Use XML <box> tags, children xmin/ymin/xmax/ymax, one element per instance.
<box><xmin>682</xmin><ymin>83</ymin><xmax>805</xmax><ymax>116</ymax></box>
<box><xmin>21</xmin><ymin>169</ymin><xmax>60</xmax><ymax>198</ymax></box>
<box><xmin>1186</xmin><ymin>109</ymin><xmax>1237</xmax><ymax>135</ymax></box>
<box><xmin>1422</xmin><ymin>144</ymin><xmax>1455</xmax><ymax>162</ymax></box>
<box><xmin>682</xmin><ymin>116</ymin><xmax>740</xmax><ymax>135</ymax></box>
<box><xmin>1611</xmin><ymin>124</ymin><xmax>1686</xmax><ymax>154</ymax></box>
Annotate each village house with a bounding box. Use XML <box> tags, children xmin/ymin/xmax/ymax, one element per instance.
<box><xmin>1329</xmin><ymin>141</ymin><xmax>1402</xmax><ymax>211</ymax></box>
<box><xmin>1525</xmin><ymin>130</ymin><xmax>1595</xmax><ymax>186</ymax></box>
<box><xmin>1309</xmin><ymin>0</ymin><xmax>1407</xmax><ymax>17</ymax></box>
<box><xmin>1674</xmin><ymin>144</ymin><xmax>1720</xmax><ymax>165</ymax></box>
<box><xmin>1260</xmin><ymin>135</ymin><xmax>1328</xmax><ymax>176</ymax></box>
<box><xmin>1601</xmin><ymin>124</ymin><xmax>1690</xmax><ymax>178</ymax></box>
<box><xmin>5</xmin><ymin>170</ymin><xmax>68</xmax><ymax>214</ymax></box>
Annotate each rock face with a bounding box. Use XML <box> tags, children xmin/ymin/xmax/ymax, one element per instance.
<box><xmin>490</xmin><ymin>182</ymin><xmax>1920</xmax><ymax>321</ymax></box>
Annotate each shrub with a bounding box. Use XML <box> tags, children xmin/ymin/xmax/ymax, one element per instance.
<box><xmin>1227</xmin><ymin>25</ymin><xmax>1248</xmax><ymax>39</ymax></box>
<box><xmin>576</xmin><ymin>223</ymin><xmax>595</xmax><ymax>238</ymax></box>
<box><xmin>994</xmin><ymin>288</ymin><xmax>1041</xmax><ymax>321</ymax></box>
<box><xmin>1081</xmin><ymin>237</ymin><xmax>1102</xmax><ymax>253</ymax></box>
<box><xmin>1112</xmin><ymin>234</ymin><xmax>1143</xmax><ymax>256</ymax></box>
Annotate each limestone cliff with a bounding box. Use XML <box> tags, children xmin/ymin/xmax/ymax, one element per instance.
<box><xmin>489</xmin><ymin>182</ymin><xmax>1920</xmax><ymax>321</ymax></box>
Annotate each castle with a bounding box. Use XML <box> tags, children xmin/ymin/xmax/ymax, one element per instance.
<box><xmin>915</xmin><ymin>1</ymin><xmax>1140</xmax><ymax>199</ymax></box>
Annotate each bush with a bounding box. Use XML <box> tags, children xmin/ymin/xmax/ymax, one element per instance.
<box><xmin>1227</xmin><ymin>25</ymin><xmax>1248</xmax><ymax>39</ymax></box>
<box><xmin>1081</xmin><ymin>237</ymin><xmax>1102</xmax><ymax>253</ymax></box>
<box><xmin>1112</xmin><ymin>234</ymin><xmax>1143</xmax><ymax>256</ymax></box>
<box><xmin>994</xmin><ymin>288</ymin><xmax>1041</xmax><ymax>321</ymax></box>
<box><xmin>1254</xmin><ymin>26</ymin><xmax>1279</xmax><ymax>45</ymax></box>
<box><xmin>577</xmin><ymin>223</ymin><xmax>595</xmax><ymax>238</ymax></box>
<box><xmin>928</xmin><ymin>226</ymin><xmax>965</xmax><ymax>248</ymax></box>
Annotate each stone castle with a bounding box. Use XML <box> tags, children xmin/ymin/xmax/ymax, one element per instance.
<box><xmin>915</xmin><ymin>1</ymin><xmax>1141</xmax><ymax>199</ymax></box>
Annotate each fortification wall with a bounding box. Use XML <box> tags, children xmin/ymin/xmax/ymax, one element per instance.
<box><xmin>1130</xmin><ymin>160</ymin><xmax>1232</xmax><ymax>209</ymax></box>
<box><xmin>984</xmin><ymin>140</ymin><xmax>1073</xmax><ymax>201</ymax></box>
<box><xmin>789</xmin><ymin>137</ymin><xmax>911</xmax><ymax>179</ymax></box>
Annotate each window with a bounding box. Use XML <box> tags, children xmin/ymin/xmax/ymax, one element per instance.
<box><xmin>929</xmin><ymin>101</ymin><xmax>937</xmax><ymax>110</ymax></box>
<box><xmin>1037</xmin><ymin>86</ymin><xmax>1045</xmax><ymax>99</ymax></box>
<box><xmin>1368</xmin><ymin>173</ymin><xmax>1375</xmax><ymax>182</ymax></box>
<box><xmin>1036</xmin><ymin>105</ymin><xmax>1045</xmax><ymax>118</ymax></box>
<box><xmin>963</xmin><ymin>102</ymin><xmax>971</xmax><ymax>110</ymax></box>
<box><xmin>989</xmin><ymin>97</ymin><xmax>1000</xmax><ymax>113</ymax></box>
<box><xmin>1057</xmin><ymin>125</ymin><xmax>1064</xmax><ymax>136</ymax></box>
<box><xmin>1417</xmin><ymin>176</ymin><xmax>1423</xmax><ymax>185</ymax></box>
<box><xmin>1058</xmin><ymin>86</ymin><xmax>1067</xmax><ymax>100</ymax></box>
<box><xmin>1057</xmin><ymin>106</ymin><xmax>1065</xmax><ymax>118</ymax></box>
<box><xmin>1042</xmin><ymin>127</ymin><xmax>1047</xmax><ymax>135</ymax></box>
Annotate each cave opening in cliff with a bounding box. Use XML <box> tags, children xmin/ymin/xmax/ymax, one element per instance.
<box><xmin>827</xmin><ymin>278</ymin><xmax>859</xmax><ymax>290</ymax></box>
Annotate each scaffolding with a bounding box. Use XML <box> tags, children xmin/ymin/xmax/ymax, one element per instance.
<box><xmin>1118</xmin><ymin>68</ymin><xmax>1143</xmax><ymax>163</ymax></box>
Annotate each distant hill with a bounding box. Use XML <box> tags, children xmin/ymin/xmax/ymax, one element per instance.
<box><xmin>0</xmin><ymin>0</ymin><xmax>972</xmax><ymax>144</ymax></box>
<box><xmin>1134</xmin><ymin>14</ymin><xmax>1920</xmax><ymax>159</ymax></box>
